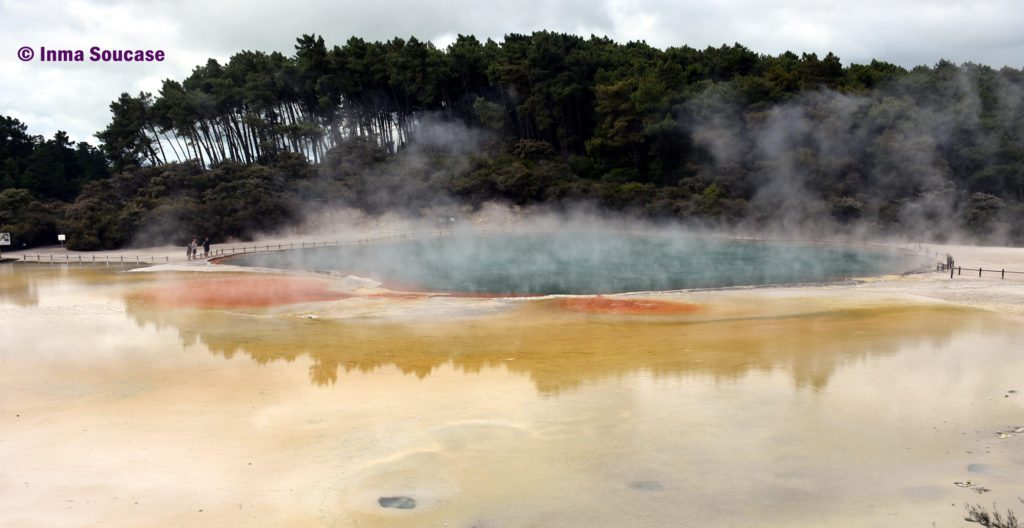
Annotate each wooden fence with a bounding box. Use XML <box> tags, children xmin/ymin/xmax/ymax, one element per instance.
<box><xmin>209</xmin><ymin>232</ymin><xmax>416</xmax><ymax>259</ymax></box>
<box><xmin>936</xmin><ymin>262</ymin><xmax>1024</xmax><ymax>279</ymax></box>
<box><xmin>12</xmin><ymin>231</ymin><xmax>442</xmax><ymax>266</ymax></box>
<box><xmin>19</xmin><ymin>254</ymin><xmax>170</xmax><ymax>264</ymax></box>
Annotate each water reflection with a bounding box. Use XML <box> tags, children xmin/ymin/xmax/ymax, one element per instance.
<box><xmin>123</xmin><ymin>295</ymin><xmax>975</xmax><ymax>392</ymax></box>
<box><xmin>0</xmin><ymin>264</ymin><xmax>42</xmax><ymax>306</ymax></box>
<box><xmin>8</xmin><ymin>266</ymin><xmax>1024</xmax><ymax>528</ymax></box>
<box><xmin>0</xmin><ymin>263</ymin><xmax>145</xmax><ymax>307</ymax></box>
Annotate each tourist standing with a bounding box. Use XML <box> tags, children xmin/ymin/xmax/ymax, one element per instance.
<box><xmin>202</xmin><ymin>237</ymin><xmax>210</xmax><ymax>258</ymax></box>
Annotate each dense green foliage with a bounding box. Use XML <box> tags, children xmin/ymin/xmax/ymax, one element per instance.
<box><xmin>63</xmin><ymin>156</ymin><xmax>301</xmax><ymax>248</ymax></box>
<box><xmin>1</xmin><ymin>116</ymin><xmax>108</xmax><ymax>201</ymax></box>
<box><xmin>4</xmin><ymin>31</ymin><xmax>1024</xmax><ymax>250</ymax></box>
<box><xmin>0</xmin><ymin>116</ymin><xmax>107</xmax><ymax>248</ymax></box>
<box><xmin>95</xmin><ymin>33</ymin><xmax>887</xmax><ymax>171</ymax></box>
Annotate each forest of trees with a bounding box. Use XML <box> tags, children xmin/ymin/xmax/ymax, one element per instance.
<box><xmin>0</xmin><ymin>116</ymin><xmax>108</xmax><ymax>247</ymax></box>
<box><xmin>3</xmin><ymin>31</ymin><xmax>1024</xmax><ymax>250</ymax></box>
<box><xmin>92</xmin><ymin>33</ymin><xmax>887</xmax><ymax>171</ymax></box>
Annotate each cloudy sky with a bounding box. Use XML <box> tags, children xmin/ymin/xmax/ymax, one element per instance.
<box><xmin>2</xmin><ymin>0</ymin><xmax>1023</xmax><ymax>144</ymax></box>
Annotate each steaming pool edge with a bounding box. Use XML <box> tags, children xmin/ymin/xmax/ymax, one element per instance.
<box><xmin>218</xmin><ymin>231</ymin><xmax>928</xmax><ymax>297</ymax></box>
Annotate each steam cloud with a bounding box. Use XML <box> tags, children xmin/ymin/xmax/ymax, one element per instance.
<box><xmin>126</xmin><ymin>64</ymin><xmax>1023</xmax><ymax>253</ymax></box>
<box><xmin>687</xmin><ymin>66</ymin><xmax>1023</xmax><ymax>243</ymax></box>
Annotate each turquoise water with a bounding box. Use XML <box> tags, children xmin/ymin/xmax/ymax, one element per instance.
<box><xmin>229</xmin><ymin>232</ymin><xmax>918</xmax><ymax>294</ymax></box>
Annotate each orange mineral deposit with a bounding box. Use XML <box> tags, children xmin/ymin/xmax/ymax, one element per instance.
<box><xmin>132</xmin><ymin>276</ymin><xmax>348</xmax><ymax>308</ymax></box>
<box><xmin>557</xmin><ymin>296</ymin><xmax>700</xmax><ymax>315</ymax></box>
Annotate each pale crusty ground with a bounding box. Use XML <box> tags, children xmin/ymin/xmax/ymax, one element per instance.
<box><xmin>852</xmin><ymin>243</ymin><xmax>1024</xmax><ymax>318</ymax></box>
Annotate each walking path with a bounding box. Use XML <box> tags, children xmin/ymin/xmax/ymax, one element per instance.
<box><xmin>2</xmin><ymin>231</ymin><xmax>422</xmax><ymax>266</ymax></box>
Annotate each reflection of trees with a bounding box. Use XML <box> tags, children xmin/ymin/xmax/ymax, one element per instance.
<box><xmin>0</xmin><ymin>265</ymin><xmax>41</xmax><ymax>307</ymax></box>
<box><xmin>123</xmin><ymin>297</ymin><xmax>983</xmax><ymax>393</ymax></box>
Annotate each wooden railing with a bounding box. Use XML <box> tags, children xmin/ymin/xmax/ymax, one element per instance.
<box><xmin>12</xmin><ymin>231</ymin><xmax>445</xmax><ymax>266</ymax></box>
<box><xmin>18</xmin><ymin>254</ymin><xmax>170</xmax><ymax>264</ymax></box>
<box><xmin>209</xmin><ymin>232</ymin><xmax>420</xmax><ymax>259</ymax></box>
<box><xmin>936</xmin><ymin>262</ymin><xmax>1024</xmax><ymax>279</ymax></box>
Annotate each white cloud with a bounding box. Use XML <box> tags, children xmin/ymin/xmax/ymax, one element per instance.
<box><xmin>1</xmin><ymin>0</ymin><xmax>1022</xmax><ymax>143</ymax></box>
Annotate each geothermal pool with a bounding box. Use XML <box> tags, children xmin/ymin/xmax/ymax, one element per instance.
<box><xmin>2</xmin><ymin>265</ymin><xmax>1023</xmax><ymax>528</ymax></box>
<box><xmin>227</xmin><ymin>232</ymin><xmax>919</xmax><ymax>294</ymax></box>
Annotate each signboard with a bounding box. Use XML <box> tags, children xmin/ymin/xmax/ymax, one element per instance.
<box><xmin>0</xmin><ymin>232</ymin><xmax>10</xmax><ymax>246</ymax></box>
<box><xmin>57</xmin><ymin>234</ymin><xmax>66</xmax><ymax>242</ymax></box>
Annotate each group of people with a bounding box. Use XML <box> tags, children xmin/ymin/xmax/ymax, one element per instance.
<box><xmin>187</xmin><ymin>237</ymin><xmax>210</xmax><ymax>260</ymax></box>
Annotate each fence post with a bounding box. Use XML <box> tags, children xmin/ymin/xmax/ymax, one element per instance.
<box><xmin>1002</xmin><ymin>269</ymin><xmax>1005</xmax><ymax>279</ymax></box>
<box><xmin>950</xmin><ymin>266</ymin><xmax>954</xmax><ymax>279</ymax></box>
<box><xmin>979</xmin><ymin>267</ymin><xmax>982</xmax><ymax>277</ymax></box>
<box><xmin>958</xmin><ymin>266</ymin><xmax>961</xmax><ymax>276</ymax></box>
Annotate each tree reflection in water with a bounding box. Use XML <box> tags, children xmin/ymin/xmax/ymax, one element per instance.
<box><xmin>122</xmin><ymin>292</ymin><xmax>978</xmax><ymax>392</ymax></box>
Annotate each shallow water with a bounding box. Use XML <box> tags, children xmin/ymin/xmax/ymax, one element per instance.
<box><xmin>2</xmin><ymin>265</ymin><xmax>1023</xmax><ymax>527</ymax></box>
<box><xmin>228</xmin><ymin>232</ymin><xmax>920</xmax><ymax>294</ymax></box>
